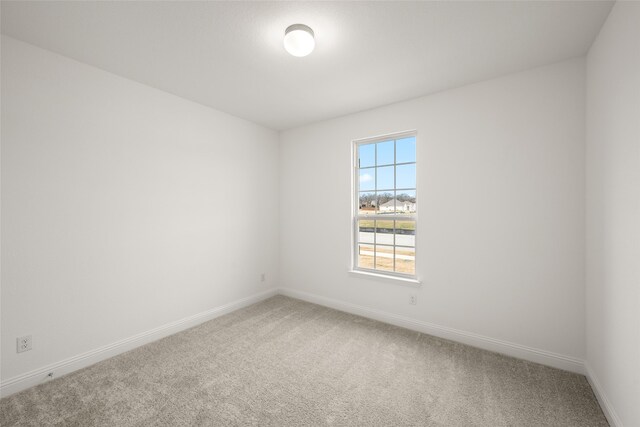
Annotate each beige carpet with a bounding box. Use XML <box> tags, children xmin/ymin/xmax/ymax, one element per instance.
<box><xmin>1</xmin><ymin>295</ymin><xmax>607</xmax><ymax>426</ymax></box>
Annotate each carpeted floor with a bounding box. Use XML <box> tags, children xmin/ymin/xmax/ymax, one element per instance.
<box><xmin>1</xmin><ymin>295</ymin><xmax>608</xmax><ymax>426</ymax></box>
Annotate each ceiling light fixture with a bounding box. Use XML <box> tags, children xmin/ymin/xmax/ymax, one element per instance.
<box><xmin>283</xmin><ymin>24</ymin><xmax>315</xmax><ymax>57</ymax></box>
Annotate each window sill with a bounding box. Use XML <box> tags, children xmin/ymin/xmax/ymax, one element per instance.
<box><xmin>348</xmin><ymin>270</ymin><xmax>422</xmax><ymax>288</ymax></box>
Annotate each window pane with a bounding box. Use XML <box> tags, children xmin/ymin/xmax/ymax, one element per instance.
<box><xmin>358</xmin><ymin>220</ymin><xmax>375</xmax><ymax>244</ymax></box>
<box><xmin>375</xmin><ymin>245</ymin><xmax>394</xmax><ymax>272</ymax></box>
<box><xmin>396</xmin><ymin>136</ymin><xmax>416</xmax><ymax>164</ymax></box>
<box><xmin>359</xmin><ymin>169</ymin><xmax>375</xmax><ymax>191</ymax></box>
<box><xmin>358</xmin><ymin>192</ymin><xmax>377</xmax><ymax>215</ymax></box>
<box><xmin>394</xmin><ymin>190</ymin><xmax>416</xmax><ymax>214</ymax></box>
<box><xmin>358</xmin><ymin>143</ymin><xmax>375</xmax><ymax>168</ymax></box>
<box><xmin>376</xmin><ymin>140</ymin><xmax>394</xmax><ymax>166</ymax></box>
<box><xmin>377</xmin><ymin>192</ymin><xmax>394</xmax><ymax>214</ymax></box>
<box><xmin>377</xmin><ymin>166</ymin><xmax>394</xmax><ymax>191</ymax></box>
<box><xmin>394</xmin><ymin>220</ymin><xmax>416</xmax><ymax>247</ymax></box>
<box><xmin>375</xmin><ymin>220</ymin><xmax>394</xmax><ymax>245</ymax></box>
<box><xmin>394</xmin><ymin>246</ymin><xmax>415</xmax><ymax>275</ymax></box>
<box><xmin>396</xmin><ymin>163</ymin><xmax>416</xmax><ymax>189</ymax></box>
<box><xmin>358</xmin><ymin>244</ymin><xmax>375</xmax><ymax>270</ymax></box>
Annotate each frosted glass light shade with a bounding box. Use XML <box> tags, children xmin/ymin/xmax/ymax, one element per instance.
<box><xmin>284</xmin><ymin>24</ymin><xmax>315</xmax><ymax>57</ymax></box>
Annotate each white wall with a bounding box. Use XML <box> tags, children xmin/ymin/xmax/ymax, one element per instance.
<box><xmin>280</xmin><ymin>58</ymin><xmax>586</xmax><ymax>366</ymax></box>
<box><xmin>585</xmin><ymin>2</ymin><xmax>640</xmax><ymax>426</ymax></box>
<box><xmin>1</xmin><ymin>36</ymin><xmax>279</xmax><ymax>387</ymax></box>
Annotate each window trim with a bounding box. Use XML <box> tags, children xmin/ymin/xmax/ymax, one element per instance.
<box><xmin>348</xmin><ymin>269</ymin><xmax>421</xmax><ymax>287</ymax></box>
<box><xmin>351</xmin><ymin>130</ymin><xmax>418</xmax><ymax>281</ymax></box>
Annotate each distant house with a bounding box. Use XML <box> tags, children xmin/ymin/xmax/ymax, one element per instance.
<box><xmin>379</xmin><ymin>198</ymin><xmax>416</xmax><ymax>213</ymax></box>
<box><xmin>359</xmin><ymin>198</ymin><xmax>378</xmax><ymax>209</ymax></box>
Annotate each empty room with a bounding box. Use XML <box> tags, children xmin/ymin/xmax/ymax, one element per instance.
<box><xmin>1</xmin><ymin>1</ymin><xmax>638</xmax><ymax>426</ymax></box>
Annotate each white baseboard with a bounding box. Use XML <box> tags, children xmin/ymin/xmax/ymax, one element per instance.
<box><xmin>278</xmin><ymin>287</ymin><xmax>586</xmax><ymax>375</ymax></box>
<box><xmin>0</xmin><ymin>288</ymin><xmax>278</xmax><ymax>398</ymax></box>
<box><xmin>1</xmin><ymin>287</ymin><xmax>593</xmax><ymax>402</ymax></box>
<box><xmin>585</xmin><ymin>362</ymin><xmax>623</xmax><ymax>427</ymax></box>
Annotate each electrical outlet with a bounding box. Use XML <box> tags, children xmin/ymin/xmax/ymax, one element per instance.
<box><xmin>261</xmin><ymin>273</ymin><xmax>266</xmax><ymax>282</ymax></box>
<box><xmin>409</xmin><ymin>294</ymin><xmax>417</xmax><ymax>305</ymax></box>
<box><xmin>17</xmin><ymin>335</ymin><xmax>32</xmax><ymax>353</ymax></box>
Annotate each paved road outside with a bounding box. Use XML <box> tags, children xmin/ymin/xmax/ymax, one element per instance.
<box><xmin>358</xmin><ymin>231</ymin><xmax>415</xmax><ymax>247</ymax></box>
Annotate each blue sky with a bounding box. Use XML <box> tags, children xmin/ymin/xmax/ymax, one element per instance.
<box><xmin>358</xmin><ymin>137</ymin><xmax>416</xmax><ymax>191</ymax></box>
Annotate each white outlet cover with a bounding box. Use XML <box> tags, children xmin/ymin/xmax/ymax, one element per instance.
<box><xmin>17</xmin><ymin>335</ymin><xmax>32</xmax><ymax>353</ymax></box>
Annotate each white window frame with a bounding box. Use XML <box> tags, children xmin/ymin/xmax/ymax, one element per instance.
<box><xmin>351</xmin><ymin>130</ymin><xmax>418</xmax><ymax>281</ymax></box>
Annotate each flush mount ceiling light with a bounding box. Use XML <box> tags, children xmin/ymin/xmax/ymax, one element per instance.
<box><xmin>283</xmin><ymin>24</ymin><xmax>315</xmax><ymax>57</ymax></box>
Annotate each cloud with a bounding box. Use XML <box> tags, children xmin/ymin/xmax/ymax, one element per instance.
<box><xmin>360</xmin><ymin>173</ymin><xmax>373</xmax><ymax>183</ymax></box>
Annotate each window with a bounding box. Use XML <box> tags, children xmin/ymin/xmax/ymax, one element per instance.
<box><xmin>353</xmin><ymin>132</ymin><xmax>416</xmax><ymax>278</ymax></box>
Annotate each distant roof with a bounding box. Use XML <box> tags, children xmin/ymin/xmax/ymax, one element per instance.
<box><xmin>380</xmin><ymin>198</ymin><xmax>415</xmax><ymax>207</ymax></box>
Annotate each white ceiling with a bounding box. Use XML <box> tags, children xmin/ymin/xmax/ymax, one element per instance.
<box><xmin>1</xmin><ymin>1</ymin><xmax>613</xmax><ymax>130</ymax></box>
